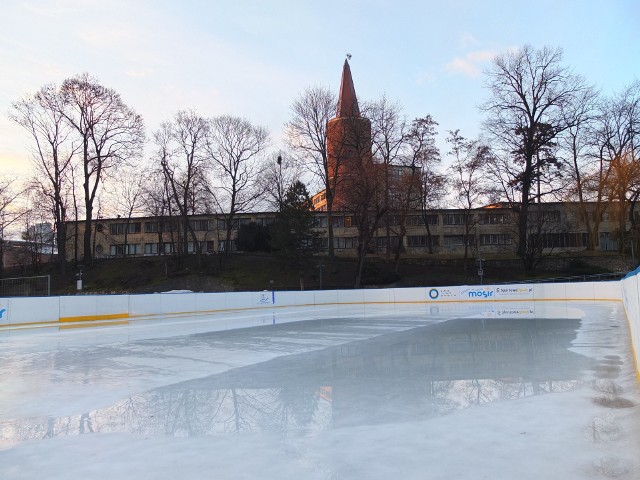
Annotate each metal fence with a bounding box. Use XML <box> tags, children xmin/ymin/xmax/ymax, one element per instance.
<box><xmin>503</xmin><ymin>272</ymin><xmax>628</xmax><ymax>284</ymax></box>
<box><xmin>0</xmin><ymin>275</ymin><xmax>50</xmax><ymax>297</ymax></box>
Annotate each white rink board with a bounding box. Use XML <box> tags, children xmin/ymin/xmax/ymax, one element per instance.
<box><xmin>0</xmin><ymin>278</ymin><xmax>637</xmax><ymax>376</ymax></box>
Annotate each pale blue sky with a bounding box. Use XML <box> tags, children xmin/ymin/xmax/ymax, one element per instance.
<box><xmin>1</xmin><ymin>0</ymin><xmax>638</xmax><ymax>177</ymax></box>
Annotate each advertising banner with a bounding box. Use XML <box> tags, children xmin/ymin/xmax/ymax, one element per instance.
<box><xmin>494</xmin><ymin>285</ymin><xmax>534</xmax><ymax>301</ymax></box>
<box><xmin>459</xmin><ymin>285</ymin><xmax>496</xmax><ymax>301</ymax></box>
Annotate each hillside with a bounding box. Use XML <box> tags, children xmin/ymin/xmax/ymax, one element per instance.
<box><xmin>19</xmin><ymin>252</ymin><xmax>627</xmax><ymax>296</ymax></box>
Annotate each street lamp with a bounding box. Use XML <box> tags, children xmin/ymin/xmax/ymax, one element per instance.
<box><xmin>276</xmin><ymin>155</ymin><xmax>283</xmax><ymax>209</ymax></box>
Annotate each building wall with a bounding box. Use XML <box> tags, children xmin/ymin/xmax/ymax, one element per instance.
<box><xmin>64</xmin><ymin>202</ymin><xmax>631</xmax><ymax>262</ymax></box>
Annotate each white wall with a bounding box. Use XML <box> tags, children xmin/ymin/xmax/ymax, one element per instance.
<box><xmin>0</xmin><ymin>282</ymin><xmax>625</xmax><ymax>329</ymax></box>
<box><xmin>620</xmin><ymin>268</ymin><xmax>640</xmax><ymax>379</ymax></box>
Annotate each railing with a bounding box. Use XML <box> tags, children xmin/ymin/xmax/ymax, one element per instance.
<box><xmin>503</xmin><ymin>272</ymin><xmax>628</xmax><ymax>284</ymax></box>
<box><xmin>0</xmin><ymin>275</ymin><xmax>51</xmax><ymax>297</ymax></box>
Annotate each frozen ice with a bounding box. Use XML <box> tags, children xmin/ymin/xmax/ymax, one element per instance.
<box><xmin>0</xmin><ymin>301</ymin><xmax>639</xmax><ymax>479</ymax></box>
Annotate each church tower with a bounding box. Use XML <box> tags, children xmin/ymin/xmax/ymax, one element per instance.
<box><xmin>325</xmin><ymin>59</ymin><xmax>373</xmax><ymax>210</ymax></box>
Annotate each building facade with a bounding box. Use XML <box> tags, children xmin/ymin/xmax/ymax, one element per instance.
<box><xmin>64</xmin><ymin>201</ymin><xmax>631</xmax><ymax>262</ymax></box>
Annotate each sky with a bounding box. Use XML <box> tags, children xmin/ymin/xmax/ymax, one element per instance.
<box><xmin>1</xmin><ymin>0</ymin><xmax>638</xmax><ymax>179</ymax></box>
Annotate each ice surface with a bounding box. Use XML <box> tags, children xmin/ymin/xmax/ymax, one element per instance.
<box><xmin>0</xmin><ymin>301</ymin><xmax>638</xmax><ymax>479</ymax></box>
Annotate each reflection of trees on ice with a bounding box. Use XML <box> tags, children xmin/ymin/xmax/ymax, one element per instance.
<box><xmin>3</xmin><ymin>385</ymin><xmax>328</xmax><ymax>443</ymax></box>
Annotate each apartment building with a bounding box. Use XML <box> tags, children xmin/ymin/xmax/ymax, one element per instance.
<box><xmin>64</xmin><ymin>201</ymin><xmax>631</xmax><ymax>262</ymax></box>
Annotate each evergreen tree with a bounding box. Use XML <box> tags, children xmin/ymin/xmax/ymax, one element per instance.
<box><xmin>270</xmin><ymin>181</ymin><xmax>319</xmax><ymax>288</ymax></box>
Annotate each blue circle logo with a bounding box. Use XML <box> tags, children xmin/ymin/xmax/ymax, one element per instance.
<box><xmin>428</xmin><ymin>288</ymin><xmax>439</xmax><ymax>299</ymax></box>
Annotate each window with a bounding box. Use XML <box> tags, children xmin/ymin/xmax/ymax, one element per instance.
<box><xmin>110</xmin><ymin>222</ymin><xmax>141</xmax><ymax>235</ymax></box>
<box><xmin>218</xmin><ymin>240</ymin><xmax>237</xmax><ymax>252</ymax></box>
<box><xmin>234</xmin><ymin>218</ymin><xmax>252</xmax><ymax>229</ymax></box>
<box><xmin>162</xmin><ymin>242</ymin><xmax>174</xmax><ymax>254</ymax></box>
<box><xmin>443</xmin><ymin>235</ymin><xmax>475</xmax><ymax>246</ymax></box>
<box><xmin>408</xmin><ymin>214</ymin><xmax>439</xmax><ymax>226</ymax></box>
<box><xmin>479</xmin><ymin>213</ymin><xmax>509</xmax><ymax>225</ymax></box>
<box><xmin>531</xmin><ymin>232</ymin><xmax>588</xmax><ymax>248</ymax></box>
<box><xmin>187</xmin><ymin>241</ymin><xmax>203</xmax><ymax>253</ymax></box>
<box><xmin>257</xmin><ymin>217</ymin><xmax>275</xmax><ymax>226</ymax></box>
<box><xmin>189</xmin><ymin>219</ymin><xmax>209</xmax><ymax>231</ymax></box>
<box><xmin>333</xmin><ymin>237</ymin><xmax>357</xmax><ymax>249</ymax></box>
<box><xmin>145</xmin><ymin>222</ymin><xmax>160</xmax><ymax>233</ymax></box>
<box><xmin>144</xmin><ymin>243</ymin><xmax>159</xmax><ymax>255</ymax></box>
<box><xmin>375</xmin><ymin>236</ymin><xmax>399</xmax><ymax>248</ymax></box>
<box><xmin>332</xmin><ymin>216</ymin><xmax>345</xmax><ymax>228</ymax></box>
<box><xmin>479</xmin><ymin>234</ymin><xmax>512</xmax><ymax>245</ymax></box>
<box><xmin>109</xmin><ymin>244</ymin><xmax>141</xmax><ymax>256</ymax></box>
<box><xmin>442</xmin><ymin>214</ymin><xmax>469</xmax><ymax>225</ymax></box>
<box><xmin>162</xmin><ymin>221</ymin><xmax>177</xmax><ymax>233</ymax></box>
<box><xmin>313</xmin><ymin>216</ymin><xmax>328</xmax><ymax>228</ymax></box>
<box><xmin>407</xmin><ymin>235</ymin><xmax>439</xmax><ymax>247</ymax></box>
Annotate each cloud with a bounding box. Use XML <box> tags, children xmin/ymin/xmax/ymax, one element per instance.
<box><xmin>125</xmin><ymin>68</ymin><xmax>154</xmax><ymax>78</ymax></box>
<box><xmin>445</xmin><ymin>50</ymin><xmax>497</xmax><ymax>78</ymax></box>
<box><xmin>414</xmin><ymin>71</ymin><xmax>436</xmax><ymax>86</ymax></box>
<box><xmin>459</xmin><ymin>32</ymin><xmax>479</xmax><ymax>48</ymax></box>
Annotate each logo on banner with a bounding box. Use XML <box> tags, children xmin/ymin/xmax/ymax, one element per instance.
<box><xmin>428</xmin><ymin>288</ymin><xmax>456</xmax><ymax>300</ymax></box>
<box><xmin>461</xmin><ymin>287</ymin><xmax>495</xmax><ymax>299</ymax></box>
<box><xmin>0</xmin><ymin>305</ymin><xmax>6</xmax><ymax>321</ymax></box>
<box><xmin>258</xmin><ymin>292</ymin><xmax>275</xmax><ymax>305</ymax></box>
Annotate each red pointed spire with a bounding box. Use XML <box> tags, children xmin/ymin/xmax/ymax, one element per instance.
<box><xmin>336</xmin><ymin>59</ymin><xmax>360</xmax><ymax>118</ymax></box>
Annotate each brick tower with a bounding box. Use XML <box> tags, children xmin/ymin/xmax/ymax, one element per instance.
<box><xmin>325</xmin><ymin>59</ymin><xmax>373</xmax><ymax>210</ymax></box>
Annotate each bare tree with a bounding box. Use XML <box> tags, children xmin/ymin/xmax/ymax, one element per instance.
<box><xmin>10</xmin><ymin>83</ymin><xmax>77</xmax><ymax>273</ymax></box>
<box><xmin>21</xmin><ymin>189</ymin><xmax>54</xmax><ymax>273</ymax></box>
<box><xmin>560</xmin><ymin>86</ymin><xmax>600</xmax><ymax>249</ymax></box>
<box><xmin>141</xmin><ymin>165</ymin><xmax>178</xmax><ymax>256</ymax></box>
<box><xmin>593</xmin><ymin>81</ymin><xmax>640</xmax><ymax>252</ymax></box>
<box><xmin>155</xmin><ymin>110</ymin><xmax>210</xmax><ymax>260</ymax></box>
<box><xmin>106</xmin><ymin>165</ymin><xmax>147</xmax><ymax>256</ymax></box>
<box><xmin>406</xmin><ymin>116</ymin><xmax>443</xmax><ymax>254</ymax></box>
<box><xmin>258</xmin><ymin>151</ymin><xmax>303</xmax><ymax>211</ymax></box>
<box><xmin>285</xmin><ymin>86</ymin><xmax>337</xmax><ymax>256</ymax></box>
<box><xmin>368</xmin><ymin>95</ymin><xmax>408</xmax><ymax>260</ymax></box>
<box><xmin>206</xmin><ymin>115</ymin><xmax>269</xmax><ymax>256</ymax></box>
<box><xmin>481</xmin><ymin>45</ymin><xmax>587</xmax><ymax>269</ymax></box>
<box><xmin>60</xmin><ymin>73</ymin><xmax>144</xmax><ymax>264</ymax></box>
<box><xmin>447</xmin><ymin>130</ymin><xmax>492</xmax><ymax>272</ymax></box>
<box><xmin>0</xmin><ymin>178</ymin><xmax>27</xmax><ymax>276</ymax></box>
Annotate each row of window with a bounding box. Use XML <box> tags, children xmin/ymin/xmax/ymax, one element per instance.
<box><xmin>106</xmin><ymin>211</ymin><xmax>571</xmax><ymax>237</ymax></box>
<box><xmin>107</xmin><ymin>240</ymin><xmax>239</xmax><ymax>256</ymax></box>
<box><xmin>529</xmin><ymin>232</ymin><xmax>589</xmax><ymax>249</ymax></box>
<box><xmin>106</xmin><ymin>231</ymin><xmax>593</xmax><ymax>256</ymax></box>
<box><xmin>108</xmin><ymin>218</ymin><xmax>274</xmax><ymax>236</ymax></box>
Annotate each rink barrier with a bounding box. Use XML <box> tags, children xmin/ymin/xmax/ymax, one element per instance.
<box><xmin>0</xmin><ymin>280</ymin><xmax>623</xmax><ymax>329</ymax></box>
<box><xmin>620</xmin><ymin>267</ymin><xmax>640</xmax><ymax>383</ymax></box>
<box><xmin>0</xmin><ymin>279</ymin><xmax>638</xmax><ymax>382</ymax></box>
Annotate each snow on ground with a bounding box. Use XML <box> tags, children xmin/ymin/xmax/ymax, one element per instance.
<box><xmin>0</xmin><ymin>301</ymin><xmax>638</xmax><ymax>479</ymax></box>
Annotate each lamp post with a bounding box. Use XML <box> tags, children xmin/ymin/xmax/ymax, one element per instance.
<box><xmin>277</xmin><ymin>155</ymin><xmax>283</xmax><ymax>210</ymax></box>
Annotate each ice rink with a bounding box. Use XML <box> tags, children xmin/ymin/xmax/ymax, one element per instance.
<box><xmin>1</xmin><ymin>300</ymin><xmax>639</xmax><ymax>479</ymax></box>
